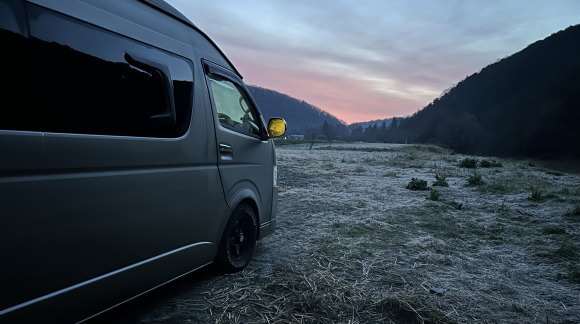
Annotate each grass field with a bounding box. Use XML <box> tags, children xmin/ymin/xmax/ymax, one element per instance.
<box><xmin>127</xmin><ymin>143</ymin><xmax>580</xmax><ymax>323</ymax></box>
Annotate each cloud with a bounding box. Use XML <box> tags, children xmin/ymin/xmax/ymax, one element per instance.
<box><xmin>167</xmin><ymin>0</ymin><xmax>580</xmax><ymax>123</ymax></box>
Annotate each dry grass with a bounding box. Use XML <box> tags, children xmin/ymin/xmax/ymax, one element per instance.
<box><xmin>199</xmin><ymin>257</ymin><xmax>447</xmax><ymax>324</ymax></box>
<box><xmin>133</xmin><ymin>143</ymin><xmax>580</xmax><ymax>323</ymax></box>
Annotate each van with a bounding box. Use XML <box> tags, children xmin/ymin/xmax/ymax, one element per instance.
<box><xmin>0</xmin><ymin>0</ymin><xmax>286</xmax><ymax>322</ymax></box>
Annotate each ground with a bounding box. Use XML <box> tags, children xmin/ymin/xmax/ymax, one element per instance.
<box><xmin>97</xmin><ymin>143</ymin><xmax>580</xmax><ymax>323</ymax></box>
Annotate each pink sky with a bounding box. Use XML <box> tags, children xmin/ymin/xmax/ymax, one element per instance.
<box><xmin>168</xmin><ymin>0</ymin><xmax>580</xmax><ymax>124</ymax></box>
<box><xmin>235</xmin><ymin>56</ymin><xmax>424</xmax><ymax>123</ymax></box>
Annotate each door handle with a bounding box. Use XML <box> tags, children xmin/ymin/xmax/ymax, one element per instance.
<box><xmin>219</xmin><ymin>143</ymin><xmax>233</xmax><ymax>155</ymax></box>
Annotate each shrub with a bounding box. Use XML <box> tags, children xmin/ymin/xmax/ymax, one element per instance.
<box><xmin>432</xmin><ymin>174</ymin><xmax>449</xmax><ymax>187</ymax></box>
<box><xmin>323</xmin><ymin>162</ymin><xmax>335</xmax><ymax>169</ymax></box>
<box><xmin>449</xmin><ymin>201</ymin><xmax>463</xmax><ymax>210</ymax></box>
<box><xmin>544</xmin><ymin>193</ymin><xmax>560</xmax><ymax>200</ymax></box>
<box><xmin>528</xmin><ymin>187</ymin><xmax>559</xmax><ymax>202</ymax></box>
<box><xmin>406</xmin><ymin>178</ymin><xmax>428</xmax><ymax>190</ymax></box>
<box><xmin>567</xmin><ymin>205</ymin><xmax>580</xmax><ymax>218</ymax></box>
<box><xmin>543</xmin><ymin>226</ymin><xmax>567</xmax><ymax>235</ymax></box>
<box><xmin>483</xmin><ymin>181</ymin><xmax>510</xmax><ymax>193</ymax></box>
<box><xmin>479</xmin><ymin>160</ymin><xmax>492</xmax><ymax>168</ymax></box>
<box><xmin>528</xmin><ymin>187</ymin><xmax>543</xmax><ymax>201</ymax></box>
<box><xmin>466</xmin><ymin>173</ymin><xmax>484</xmax><ymax>186</ymax></box>
<box><xmin>459</xmin><ymin>158</ymin><xmax>478</xmax><ymax>168</ymax></box>
<box><xmin>567</xmin><ymin>266</ymin><xmax>580</xmax><ymax>284</ymax></box>
<box><xmin>427</xmin><ymin>189</ymin><xmax>441</xmax><ymax>201</ymax></box>
<box><xmin>552</xmin><ymin>241</ymin><xmax>578</xmax><ymax>260</ymax></box>
<box><xmin>479</xmin><ymin>159</ymin><xmax>503</xmax><ymax>168</ymax></box>
<box><xmin>544</xmin><ymin>170</ymin><xmax>564</xmax><ymax>176</ymax></box>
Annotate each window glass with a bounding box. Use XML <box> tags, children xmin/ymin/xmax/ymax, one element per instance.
<box><xmin>207</xmin><ymin>76</ymin><xmax>261</xmax><ymax>137</ymax></box>
<box><xmin>0</xmin><ymin>12</ymin><xmax>193</xmax><ymax>138</ymax></box>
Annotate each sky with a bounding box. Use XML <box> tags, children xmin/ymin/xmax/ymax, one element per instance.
<box><xmin>166</xmin><ymin>0</ymin><xmax>580</xmax><ymax>124</ymax></box>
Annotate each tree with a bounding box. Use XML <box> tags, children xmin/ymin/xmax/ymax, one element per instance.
<box><xmin>321</xmin><ymin>120</ymin><xmax>333</xmax><ymax>145</ymax></box>
<box><xmin>306</xmin><ymin>126</ymin><xmax>318</xmax><ymax>150</ymax></box>
<box><xmin>349</xmin><ymin>125</ymin><xmax>363</xmax><ymax>141</ymax></box>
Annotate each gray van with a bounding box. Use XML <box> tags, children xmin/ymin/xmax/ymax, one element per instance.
<box><xmin>0</xmin><ymin>0</ymin><xmax>286</xmax><ymax>322</ymax></box>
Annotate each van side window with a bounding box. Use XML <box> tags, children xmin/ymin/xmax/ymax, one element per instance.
<box><xmin>207</xmin><ymin>76</ymin><xmax>261</xmax><ymax>137</ymax></box>
<box><xmin>0</xmin><ymin>10</ymin><xmax>193</xmax><ymax>138</ymax></box>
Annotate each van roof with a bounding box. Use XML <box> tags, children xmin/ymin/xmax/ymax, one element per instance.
<box><xmin>139</xmin><ymin>0</ymin><xmax>244</xmax><ymax>80</ymax></box>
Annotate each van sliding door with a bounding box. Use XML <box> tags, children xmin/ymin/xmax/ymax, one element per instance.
<box><xmin>5</xmin><ymin>2</ymin><xmax>222</xmax><ymax>316</ymax></box>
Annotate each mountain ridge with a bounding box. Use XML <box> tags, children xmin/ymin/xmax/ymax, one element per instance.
<box><xmin>398</xmin><ymin>24</ymin><xmax>580</xmax><ymax>158</ymax></box>
<box><xmin>248</xmin><ymin>85</ymin><xmax>346</xmax><ymax>135</ymax></box>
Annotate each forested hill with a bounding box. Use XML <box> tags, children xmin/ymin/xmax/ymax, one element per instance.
<box><xmin>400</xmin><ymin>24</ymin><xmax>580</xmax><ymax>159</ymax></box>
<box><xmin>247</xmin><ymin>85</ymin><xmax>346</xmax><ymax>135</ymax></box>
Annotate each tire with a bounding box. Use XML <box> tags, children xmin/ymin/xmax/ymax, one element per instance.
<box><xmin>215</xmin><ymin>204</ymin><xmax>258</xmax><ymax>273</ymax></box>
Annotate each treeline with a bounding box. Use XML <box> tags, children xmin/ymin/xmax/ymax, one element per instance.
<box><xmin>348</xmin><ymin>118</ymin><xmax>406</xmax><ymax>142</ymax></box>
<box><xmin>302</xmin><ymin>118</ymin><xmax>407</xmax><ymax>143</ymax></box>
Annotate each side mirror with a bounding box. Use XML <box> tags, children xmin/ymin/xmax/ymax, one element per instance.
<box><xmin>267</xmin><ymin>118</ymin><xmax>287</xmax><ymax>138</ymax></box>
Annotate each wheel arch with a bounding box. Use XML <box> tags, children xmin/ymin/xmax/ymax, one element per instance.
<box><xmin>216</xmin><ymin>188</ymin><xmax>261</xmax><ymax>245</ymax></box>
<box><xmin>229</xmin><ymin>187</ymin><xmax>261</xmax><ymax>222</ymax></box>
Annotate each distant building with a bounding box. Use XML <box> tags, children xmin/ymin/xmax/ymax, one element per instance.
<box><xmin>288</xmin><ymin>134</ymin><xmax>304</xmax><ymax>140</ymax></box>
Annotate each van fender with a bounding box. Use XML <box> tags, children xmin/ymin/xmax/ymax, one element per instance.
<box><xmin>215</xmin><ymin>183</ymin><xmax>262</xmax><ymax>244</ymax></box>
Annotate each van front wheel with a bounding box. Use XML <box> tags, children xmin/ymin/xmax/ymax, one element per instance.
<box><xmin>215</xmin><ymin>204</ymin><xmax>258</xmax><ymax>273</ymax></box>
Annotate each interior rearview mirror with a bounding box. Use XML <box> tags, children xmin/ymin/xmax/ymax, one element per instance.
<box><xmin>267</xmin><ymin>118</ymin><xmax>287</xmax><ymax>138</ymax></box>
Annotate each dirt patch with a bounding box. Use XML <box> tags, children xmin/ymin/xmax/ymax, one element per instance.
<box><xmin>106</xmin><ymin>143</ymin><xmax>580</xmax><ymax>323</ymax></box>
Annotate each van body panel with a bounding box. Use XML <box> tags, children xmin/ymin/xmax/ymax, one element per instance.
<box><xmin>25</xmin><ymin>0</ymin><xmax>238</xmax><ymax>78</ymax></box>
<box><xmin>213</xmin><ymin>115</ymin><xmax>275</xmax><ymax>227</ymax></box>
<box><xmin>0</xmin><ymin>173</ymin><xmax>46</xmax><ymax>310</ymax></box>
<box><xmin>202</xmin><ymin>61</ymin><xmax>275</xmax><ymax>227</ymax></box>
<box><xmin>0</xmin><ymin>0</ymin><xmax>279</xmax><ymax>321</ymax></box>
<box><xmin>259</xmin><ymin>218</ymin><xmax>277</xmax><ymax>240</ymax></box>
<box><xmin>1</xmin><ymin>1</ymin><xmax>225</xmax><ymax>309</ymax></box>
<box><xmin>37</xmin><ymin>166</ymin><xmax>220</xmax><ymax>294</ymax></box>
<box><xmin>1</xmin><ymin>242</ymin><xmax>215</xmax><ymax>323</ymax></box>
<box><xmin>0</xmin><ymin>131</ymin><xmax>44</xmax><ymax>173</ymax></box>
<box><xmin>26</xmin><ymin>0</ymin><xmax>193</xmax><ymax>59</ymax></box>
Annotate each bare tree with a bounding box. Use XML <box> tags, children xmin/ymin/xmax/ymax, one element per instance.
<box><xmin>321</xmin><ymin>120</ymin><xmax>333</xmax><ymax>146</ymax></box>
<box><xmin>306</xmin><ymin>126</ymin><xmax>317</xmax><ymax>150</ymax></box>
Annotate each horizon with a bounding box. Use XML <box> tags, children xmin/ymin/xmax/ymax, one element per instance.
<box><xmin>166</xmin><ymin>1</ymin><xmax>580</xmax><ymax>124</ymax></box>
